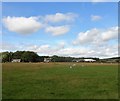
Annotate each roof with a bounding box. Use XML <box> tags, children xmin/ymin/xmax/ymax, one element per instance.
<box><xmin>84</xmin><ymin>59</ymin><xmax>96</xmax><ymax>61</ymax></box>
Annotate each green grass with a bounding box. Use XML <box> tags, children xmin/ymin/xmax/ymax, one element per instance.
<box><xmin>2</xmin><ymin>62</ymin><xmax>118</xmax><ymax>99</ymax></box>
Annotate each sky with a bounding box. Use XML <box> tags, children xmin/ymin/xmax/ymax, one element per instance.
<box><xmin>1</xmin><ymin>2</ymin><xmax>118</xmax><ymax>58</ymax></box>
<box><xmin>1</xmin><ymin>0</ymin><xmax>119</xmax><ymax>2</ymax></box>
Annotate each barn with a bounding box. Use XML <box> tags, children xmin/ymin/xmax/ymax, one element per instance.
<box><xmin>84</xmin><ymin>59</ymin><xmax>96</xmax><ymax>62</ymax></box>
<box><xmin>12</xmin><ymin>59</ymin><xmax>21</xmax><ymax>63</ymax></box>
<box><xmin>44</xmin><ymin>58</ymin><xmax>51</xmax><ymax>63</ymax></box>
<box><xmin>72</xmin><ymin>59</ymin><xmax>84</xmax><ymax>62</ymax></box>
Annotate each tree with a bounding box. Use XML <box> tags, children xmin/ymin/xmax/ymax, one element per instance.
<box><xmin>1</xmin><ymin>51</ymin><xmax>40</xmax><ymax>62</ymax></box>
<box><xmin>51</xmin><ymin>55</ymin><xmax>59</xmax><ymax>62</ymax></box>
<box><xmin>9</xmin><ymin>52</ymin><xmax>13</xmax><ymax>62</ymax></box>
<box><xmin>13</xmin><ymin>51</ymin><xmax>24</xmax><ymax>59</ymax></box>
<box><xmin>21</xmin><ymin>51</ymin><xmax>39</xmax><ymax>62</ymax></box>
<box><xmin>2</xmin><ymin>52</ymin><xmax>10</xmax><ymax>62</ymax></box>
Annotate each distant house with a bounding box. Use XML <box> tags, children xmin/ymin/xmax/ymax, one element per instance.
<box><xmin>72</xmin><ymin>59</ymin><xmax>84</xmax><ymax>62</ymax></box>
<box><xmin>105</xmin><ymin>59</ymin><xmax>119</xmax><ymax>63</ymax></box>
<box><xmin>12</xmin><ymin>59</ymin><xmax>21</xmax><ymax>63</ymax></box>
<box><xmin>44</xmin><ymin>58</ymin><xmax>51</xmax><ymax>63</ymax></box>
<box><xmin>84</xmin><ymin>59</ymin><xmax>96</xmax><ymax>62</ymax></box>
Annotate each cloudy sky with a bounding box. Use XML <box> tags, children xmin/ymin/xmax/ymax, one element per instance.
<box><xmin>2</xmin><ymin>2</ymin><xmax>118</xmax><ymax>58</ymax></box>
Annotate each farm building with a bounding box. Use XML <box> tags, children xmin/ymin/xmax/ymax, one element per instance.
<box><xmin>12</xmin><ymin>59</ymin><xmax>21</xmax><ymax>63</ymax></box>
<box><xmin>72</xmin><ymin>59</ymin><xmax>96</xmax><ymax>62</ymax></box>
<box><xmin>84</xmin><ymin>59</ymin><xmax>96</xmax><ymax>62</ymax></box>
<box><xmin>72</xmin><ymin>59</ymin><xmax>84</xmax><ymax>62</ymax></box>
<box><xmin>44</xmin><ymin>58</ymin><xmax>51</xmax><ymax>63</ymax></box>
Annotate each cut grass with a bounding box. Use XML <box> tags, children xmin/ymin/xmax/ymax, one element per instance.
<box><xmin>2</xmin><ymin>63</ymin><xmax>118</xmax><ymax>99</ymax></box>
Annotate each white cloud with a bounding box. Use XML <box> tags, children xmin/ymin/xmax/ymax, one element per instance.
<box><xmin>3</xmin><ymin>16</ymin><xmax>43</xmax><ymax>34</ymax></box>
<box><xmin>24</xmin><ymin>43</ymin><xmax>118</xmax><ymax>58</ymax></box>
<box><xmin>94</xmin><ymin>44</ymin><xmax>118</xmax><ymax>58</ymax></box>
<box><xmin>73</xmin><ymin>26</ymin><xmax>118</xmax><ymax>45</ymax></box>
<box><xmin>73</xmin><ymin>28</ymin><xmax>100</xmax><ymax>45</ymax></box>
<box><xmin>1</xmin><ymin>41</ymin><xmax>118</xmax><ymax>58</ymax></box>
<box><xmin>56</xmin><ymin>47</ymin><xmax>89</xmax><ymax>57</ymax></box>
<box><xmin>101</xmin><ymin>26</ymin><xmax>118</xmax><ymax>41</ymax></box>
<box><xmin>1</xmin><ymin>42</ymin><xmax>22</xmax><ymax>51</ymax></box>
<box><xmin>3</xmin><ymin>13</ymin><xmax>77</xmax><ymax>35</ymax></box>
<box><xmin>56</xmin><ymin>41</ymin><xmax>66</xmax><ymax>49</ymax></box>
<box><xmin>44</xmin><ymin>13</ymin><xmax>78</xmax><ymax>23</ymax></box>
<box><xmin>24</xmin><ymin>43</ymin><xmax>90</xmax><ymax>57</ymax></box>
<box><xmin>91</xmin><ymin>15</ymin><xmax>102</xmax><ymax>21</ymax></box>
<box><xmin>26</xmin><ymin>44</ymin><xmax>50</xmax><ymax>53</ymax></box>
<box><xmin>25</xmin><ymin>44</ymin><xmax>57</xmax><ymax>56</ymax></box>
<box><xmin>45</xmin><ymin>25</ymin><xmax>70</xmax><ymax>36</ymax></box>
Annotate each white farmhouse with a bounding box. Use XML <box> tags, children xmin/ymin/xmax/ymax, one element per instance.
<box><xmin>12</xmin><ymin>59</ymin><xmax>21</xmax><ymax>62</ymax></box>
<box><xmin>44</xmin><ymin>58</ymin><xmax>51</xmax><ymax>63</ymax></box>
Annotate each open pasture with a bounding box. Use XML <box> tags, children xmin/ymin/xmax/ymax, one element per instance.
<box><xmin>2</xmin><ymin>62</ymin><xmax>118</xmax><ymax>99</ymax></box>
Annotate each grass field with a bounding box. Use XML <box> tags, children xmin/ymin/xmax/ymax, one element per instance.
<box><xmin>2</xmin><ymin>62</ymin><xmax>118</xmax><ymax>99</ymax></box>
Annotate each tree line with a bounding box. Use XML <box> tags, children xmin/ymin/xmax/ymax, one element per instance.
<box><xmin>0</xmin><ymin>51</ymin><xmax>100</xmax><ymax>62</ymax></box>
<box><xmin>1</xmin><ymin>51</ymin><xmax>43</xmax><ymax>62</ymax></box>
